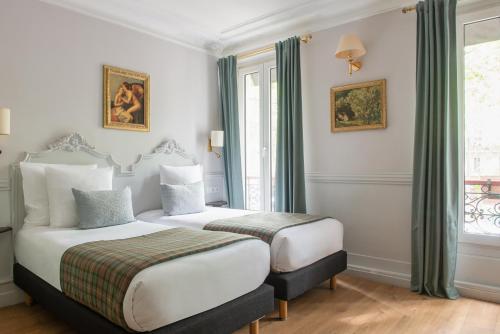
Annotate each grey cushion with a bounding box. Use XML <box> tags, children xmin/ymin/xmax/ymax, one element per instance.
<box><xmin>160</xmin><ymin>182</ymin><xmax>205</xmax><ymax>216</ymax></box>
<box><xmin>72</xmin><ymin>187</ymin><xmax>135</xmax><ymax>229</ymax></box>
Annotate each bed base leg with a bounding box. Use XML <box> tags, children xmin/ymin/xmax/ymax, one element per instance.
<box><xmin>249</xmin><ymin>319</ymin><xmax>259</xmax><ymax>334</ymax></box>
<box><xmin>24</xmin><ymin>293</ymin><xmax>34</xmax><ymax>306</ymax></box>
<box><xmin>278</xmin><ymin>299</ymin><xmax>288</xmax><ymax>320</ymax></box>
<box><xmin>330</xmin><ymin>276</ymin><xmax>337</xmax><ymax>290</ymax></box>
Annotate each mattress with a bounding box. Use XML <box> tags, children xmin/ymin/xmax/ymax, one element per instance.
<box><xmin>137</xmin><ymin>207</ymin><xmax>344</xmax><ymax>273</ymax></box>
<box><xmin>14</xmin><ymin>221</ymin><xmax>270</xmax><ymax>332</ymax></box>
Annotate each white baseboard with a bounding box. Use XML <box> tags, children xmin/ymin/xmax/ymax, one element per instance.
<box><xmin>346</xmin><ymin>252</ymin><xmax>411</xmax><ymax>288</ymax></box>
<box><xmin>0</xmin><ymin>281</ymin><xmax>23</xmax><ymax>307</ymax></box>
<box><xmin>346</xmin><ymin>264</ymin><xmax>411</xmax><ymax>288</ymax></box>
<box><xmin>346</xmin><ymin>253</ymin><xmax>500</xmax><ymax>303</ymax></box>
<box><xmin>455</xmin><ymin>280</ymin><xmax>500</xmax><ymax>304</ymax></box>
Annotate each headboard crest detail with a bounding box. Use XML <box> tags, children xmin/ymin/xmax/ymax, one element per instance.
<box><xmin>48</xmin><ymin>133</ymin><xmax>95</xmax><ymax>152</ymax></box>
<box><xmin>153</xmin><ymin>140</ymin><xmax>184</xmax><ymax>155</ymax></box>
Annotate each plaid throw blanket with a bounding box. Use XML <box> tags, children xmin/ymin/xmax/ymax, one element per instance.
<box><xmin>204</xmin><ymin>212</ymin><xmax>328</xmax><ymax>245</ymax></box>
<box><xmin>60</xmin><ymin>228</ymin><xmax>255</xmax><ymax>331</ymax></box>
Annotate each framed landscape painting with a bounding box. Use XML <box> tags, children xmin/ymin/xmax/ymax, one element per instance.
<box><xmin>330</xmin><ymin>79</ymin><xmax>386</xmax><ymax>132</ymax></box>
<box><xmin>103</xmin><ymin>65</ymin><xmax>150</xmax><ymax>132</ymax></box>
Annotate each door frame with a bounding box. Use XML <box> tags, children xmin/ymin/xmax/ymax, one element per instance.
<box><xmin>238</xmin><ymin>60</ymin><xmax>276</xmax><ymax>211</ymax></box>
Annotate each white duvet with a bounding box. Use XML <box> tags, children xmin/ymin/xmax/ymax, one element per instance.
<box><xmin>137</xmin><ymin>207</ymin><xmax>344</xmax><ymax>273</ymax></box>
<box><xmin>15</xmin><ymin>221</ymin><xmax>270</xmax><ymax>332</ymax></box>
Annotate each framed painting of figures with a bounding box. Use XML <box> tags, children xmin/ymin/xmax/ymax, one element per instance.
<box><xmin>103</xmin><ymin>65</ymin><xmax>150</xmax><ymax>132</ymax></box>
<box><xmin>330</xmin><ymin>79</ymin><xmax>386</xmax><ymax>132</ymax></box>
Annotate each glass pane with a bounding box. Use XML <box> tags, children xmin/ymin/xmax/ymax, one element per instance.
<box><xmin>245</xmin><ymin>72</ymin><xmax>261</xmax><ymax>210</ymax></box>
<box><xmin>270</xmin><ymin>68</ymin><xmax>278</xmax><ymax>211</ymax></box>
<box><xmin>463</xmin><ymin>17</ymin><xmax>500</xmax><ymax>236</ymax></box>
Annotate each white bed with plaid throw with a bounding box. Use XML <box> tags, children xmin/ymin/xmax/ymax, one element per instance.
<box><xmin>15</xmin><ymin>221</ymin><xmax>270</xmax><ymax>332</ymax></box>
<box><xmin>137</xmin><ymin>207</ymin><xmax>344</xmax><ymax>273</ymax></box>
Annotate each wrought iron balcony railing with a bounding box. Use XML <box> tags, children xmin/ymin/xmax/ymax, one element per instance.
<box><xmin>464</xmin><ymin>179</ymin><xmax>500</xmax><ymax>234</ymax></box>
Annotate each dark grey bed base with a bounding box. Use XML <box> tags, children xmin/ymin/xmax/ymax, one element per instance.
<box><xmin>14</xmin><ymin>263</ymin><xmax>274</xmax><ymax>334</ymax></box>
<box><xmin>265</xmin><ymin>250</ymin><xmax>347</xmax><ymax>319</ymax></box>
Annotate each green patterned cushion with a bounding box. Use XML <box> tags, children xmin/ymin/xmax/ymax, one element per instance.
<box><xmin>72</xmin><ymin>187</ymin><xmax>135</xmax><ymax>229</ymax></box>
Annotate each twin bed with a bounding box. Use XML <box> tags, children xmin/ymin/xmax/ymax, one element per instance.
<box><xmin>10</xmin><ymin>133</ymin><xmax>346</xmax><ymax>333</ymax></box>
<box><xmin>15</xmin><ymin>222</ymin><xmax>270</xmax><ymax>332</ymax></box>
<box><xmin>138</xmin><ymin>207</ymin><xmax>346</xmax><ymax>320</ymax></box>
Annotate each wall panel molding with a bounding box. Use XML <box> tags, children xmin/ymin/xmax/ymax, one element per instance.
<box><xmin>205</xmin><ymin>172</ymin><xmax>224</xmax><ymax>177</ymax></box>
<box><xmin>0</xmin><ymin>178</ymin><xmax>9</xmax><ymax>191</ymax></box>
<box><xmin>305</xmin><ymin>172</ymin><xmax>413</xmax><ymax>185</ymax></box>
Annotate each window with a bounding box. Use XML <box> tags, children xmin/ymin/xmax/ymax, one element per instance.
<box><xmin>238</xmin><ymin>62</ymin><xmax>277</xmax><ymax>211</ymax></box>
<box><xmin>459</xmin><ymin>8</ymin><xmax>500</xmax><ymax>244</ymax></box>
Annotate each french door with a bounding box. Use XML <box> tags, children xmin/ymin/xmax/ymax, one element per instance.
<box><xmin>458</xmin><ymin>7</ymin><xmax>500</xmax><ymax>245</ymax></box>
<box><xmin>238</xmin><ymin>62</ymin><xmax>277</xmax><ymax>211</ymax></box>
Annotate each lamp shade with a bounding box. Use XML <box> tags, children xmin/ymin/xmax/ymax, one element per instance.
<box><xmin>210</xmin><ymin>130</ymin><xmax>224</xmax><ymax>147</ymax></box>
<box><xmin>335</xmin><ymin>34</ymin><xmax>366</xmax><ymax>59</ymax></box>
<box><xmin>0</xmin><ymin>108</ymin><xmax>10</xmax><ymax>135</ymax></box>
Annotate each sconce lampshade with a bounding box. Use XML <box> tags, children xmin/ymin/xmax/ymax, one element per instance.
<box><xmin>0</xmin><ymin>108</ymin><xmax>10</xmax><ymax>135</ymax></box>
<box><xmin>335</xmin><ymin>34</ymin><xmax>366</xmax><ymax>59</ymax></box>
<box><xmin>210</xmin><ymin>130</ymin><xmax>224</xmax><ymax>147</ymax></box>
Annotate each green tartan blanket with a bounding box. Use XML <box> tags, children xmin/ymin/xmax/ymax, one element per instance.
<box><xmin>60</xmin><ymin>228</ymin><xmax>255</xmax><ymax>332</ymax></box>
<box><xmin>204</xmin><ymin>212</ymin><xmax>328</xmax><ymax>245</ymax></box>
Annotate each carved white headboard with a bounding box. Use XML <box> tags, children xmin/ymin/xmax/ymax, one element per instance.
<box><xmin>10</xmin><ymin>133</ymin><xmax>197</xmax><ymax>235</ymax></box>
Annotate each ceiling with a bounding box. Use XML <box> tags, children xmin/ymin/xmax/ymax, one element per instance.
<box><xmin>40</xmin><ymin>0</ymin><xmax>482</xmax><ymax>55</ymax></box>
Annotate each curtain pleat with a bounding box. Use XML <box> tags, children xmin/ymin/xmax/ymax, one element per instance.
<box><xmin>411</xmin><ymin>0</ymin><xmax>459</xmax><ymax>299</ymax></box>
<box><xmin>218</xmin><ymin>56</ymin><xmax>244</xmax><ymax>209</ymax></box>
<box><xmin>275</xmin><ymin>37</ymin><xmax>306</xmax><ymax>213</ymax></box>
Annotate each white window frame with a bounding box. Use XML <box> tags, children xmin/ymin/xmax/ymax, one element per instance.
<box><xmin>457</xmin><ymin>5</ymin><xmax>500</xmax><ymax>247</ymax></box>
<box><xmin>238</xmin><ymin>60</ymin><xmax>276</xmax><ymax>211</ymax></box>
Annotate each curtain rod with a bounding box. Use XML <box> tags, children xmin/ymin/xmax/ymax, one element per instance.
<box><xmin>237</xmin><ymin>34</ymin><xmax>312</xmax><ymax>61</ymax></box>
<box><xmin>402</xmin><ymin>5</ymin><xmax>417</xmax><ymax>13</ymax></box>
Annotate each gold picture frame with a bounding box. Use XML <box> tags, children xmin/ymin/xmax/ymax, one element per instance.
<box><xmin>330</xmin><ymin>79</ymin><xmax>387</xmax><ymax>133</ymax></box>
<box><xmin>103</xmin><ymin>65</ymin><xmax>150</xmax><ymax>132</ymax></box>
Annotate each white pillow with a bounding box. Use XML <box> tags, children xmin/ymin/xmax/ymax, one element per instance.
<box><xmin>159</xmin><ymin>164</ymin><xmax>203</xmax><ymax>185</ymax></box>
<box><xmin>20</xmin><ymin>162</ymin><xmax>97</xmax><ymax>227</ymax></box>
<box><xmin>46</xmin><ymin>167</ymin><xmax>113</xmax><ymax>228</ymax></box>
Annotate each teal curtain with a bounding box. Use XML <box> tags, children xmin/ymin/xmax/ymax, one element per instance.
<box><xmin>218</xmin><ymin>56</ymin><xmax>244</xmax><ymax>209</ymax></box>
<box><xmin>411</xmin><ymin>0</ymin><xmax>459</xmax><ymax>299</ymax></box>
<box><xmin>275</xmin><ymin>37</ymin><xmax>306</xmax><ymax>213</ymax></box>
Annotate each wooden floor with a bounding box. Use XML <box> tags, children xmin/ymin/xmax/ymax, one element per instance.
<box><xmin>1</xmin><ymin>274</ymin><xmax>499</xmax><ymax>334</ymax></box>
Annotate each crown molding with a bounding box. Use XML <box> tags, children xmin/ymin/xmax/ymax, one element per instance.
<box><xmin>39</xmin><ymin>0</ymin><xmax>217</xmax><ymax>56</ymax></box>
<box><xmin>39</xmin><ymin>0</ymin><xmax>417</xmax><ymax>56</ymax></box>
<box><xmin>220</xmin><ymin>0</ymin><xmax>496</xmax><ymax>52</ymax></box>
<box><xmin>220</xmin><ymin>0</ymin><xmax>416</xmax><ymax>55</ymax></box>
<box><xmin>38</xmin><ymin>0</ymin><xmax>494</xmax><ymax>57</ymax></box>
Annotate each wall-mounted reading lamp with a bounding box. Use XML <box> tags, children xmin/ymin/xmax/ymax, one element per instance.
<box><xmin>0</xmin><ymin>108</ymin><xmax>10</xmax><ymax>155</ymax></box>
<box><xmin>335</xmin><ymin>34</ymin><xmax>366</xmax><ymax>76</ymax></box>
<box><xmin>208</xmin><ymin>130</ymin><xmax>224</xmax><ymax>159</ymax></box>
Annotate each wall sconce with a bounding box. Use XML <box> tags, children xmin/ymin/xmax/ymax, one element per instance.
<box><xmin>335</xmin><ymin>34</ymin><xmax>366</xmax><ymax>76</ymax></box>
<box><xmin>0</xmin><ymin>108</ymin><xmax>10</xmax><ymax>155</ymax></box>
<box><xmin>208</xmin><ymin>130</ymin><xmax>224</xmax><ymax>159</ymax></box>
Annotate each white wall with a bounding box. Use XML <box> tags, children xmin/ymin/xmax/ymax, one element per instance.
<box><xmin>302</xmin><ymin>8</ymin><xmax>500</xmax><ymax>302</ymax></box>
<box><xmin>0</xmin><ymin>0</ymin><xmax>223</xmax><ymax>305</ymax></box>
<box><xmin>302</xmin><ymin>9</ymin><xmax>415</xmax><ymax>286</ymax></box>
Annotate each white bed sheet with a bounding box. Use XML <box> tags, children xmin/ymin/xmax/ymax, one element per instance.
<box><xmin>137</xmin><ymin>207</ymin><xmax>344</xmax><ymax>273</ymax></box>
<box><xmin>15</xmin><ymin>221</ymin><xmax>270</xmax><ymax>332</ymax></box>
